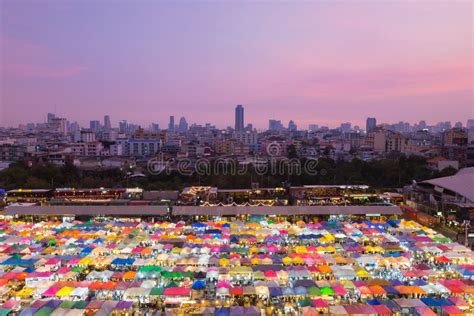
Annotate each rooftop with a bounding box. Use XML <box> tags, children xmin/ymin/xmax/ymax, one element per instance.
<box><xmin>421</xmin><ymin>167</ymin><xmax>474</xmax><ymax>202</ymax></box>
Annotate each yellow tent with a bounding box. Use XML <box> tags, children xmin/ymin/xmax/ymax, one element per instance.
<box><xmin>249</xmin><ymin>247</ymin><xmax>258</xmax><ymax>254</ymax></box>
<box><xmin>251</xmin><ymin>257</ymin><xmax>260</xmax><ymax>265</ymax></box>
<box><xmin>78</xmin><ymin>257</ymin><xmax>92</xmax><ymax>265</ymax></box>
<box><xmin>295</xmin><ymin>246</ymin><xmax>308</xmax><ymax>254</ymax></box>
<box><xmin>219</xmin><ymin>258</ymin><xmax>230</xmax><ymax>266</ymax></box>
<box><xmin>356</xmin><ymin>269</ymin><xmax>370</xmax><ymax>278</ymax></box>
<box><xmin>282</xmin><ymin>257</ymin><xmax>293</xmax><ymax>265</ymax></box>
<box><xmin>15</xmin><ymin>287</ymin><xmax>35</xmax><ymax>298</ymax></box>
<box><xmin>293</xmin><ymin>257</ymin><xmax>305</xmax><ymax>265</ymax></box>
<box><xmin>56</xmin><ymin>286</ymin><xmax>75</xmax><ymax>297</ymax></box>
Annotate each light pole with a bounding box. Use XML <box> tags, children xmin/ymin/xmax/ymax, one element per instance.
<box><xmin>462</xmin><ymin>220</ymin><xmax>471</xmax><ymax>247</ymax></box>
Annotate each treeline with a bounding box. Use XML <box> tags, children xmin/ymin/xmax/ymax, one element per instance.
<box><xmin>0</xmin><ymin>155</ymin><xmax>457</xmax><ymax>191</ymax></box>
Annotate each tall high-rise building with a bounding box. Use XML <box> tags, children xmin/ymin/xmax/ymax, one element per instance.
<box><xmin>178</xmin><ymin>117</ymin><xmax>188</xmax><ymax>133</ymax></box>
<box><xmin>340</xmin><ymin>122</ymin><xmax>351</xmax><ymax>133</ymax></box>
<box><xmin>168</xmin><ymin>116</ymin><xmax>175</xmax><ymax>131</ymax></box>
<box><xmin>51</xmin><ymin>117</ymin><xmax>68</xmax><ymax>136</ymax></box>
<box><xmin>235</xmin><ymin>105</ymin><xmax>244</xmax><ymax>131</ymax></box>
<box><xmin>47</xmin><ymin>113</ymin><xmax>56</xmax><ymax>123</ymax></box>
<box><xmin>119</xmin><ymin>120</ymin><xmax>128</xmax><ymax>133</ymax></box>
<box><xmin>269</xmin><ymin>119</ymin><xmax>284</xmax><ymax>131</ymax></box>
<box><xmin>288</xmin><ymin>120</ymin><xmax>297</xmax><ymax>132</ymax></box>
<box><xmin>150</xmin><ymin>123</ymin><xmax>160</xmax><ymax>133</ymax></box>
<box><xmin>418</xmin><ymin>120</ymin><xmax>427</xmax><ymax>130</ymax></box>
<box><xmin>308</xmin><ymin>124</ymin><xmax>319</xmax><ymax>132</ymax></box>
<box><xmin>467</xmin><ymin>119</ymin><xmax>474</xmax><ymax>129</ymax></box>
<box><xmin>104</xmin><ymin>115</ymin><xmax>111</xmax><ymax>130</ymax></box>
<box><xmin>90</xmin><ymin>120</ymin><xmax>101</xmax><ymax>132</ymax></box>
<box><xmin>366</xmin><ymin>117</ymin><xmax>377</xmax><ymax>132</ymax></box>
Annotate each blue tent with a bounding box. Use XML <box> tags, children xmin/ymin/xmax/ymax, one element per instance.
<box><xmin>0</xmin><ymin>258</ymin><xmax>38</xmax><ymax>266</ymax></box>
<box><xmin>281</xmin><ymin>287</ymin><xmax>295</xmax><ymax>296</ymax></box>
<box><xmin>389</xmin><ymin>279</ymin><xmax>403</xmax><ymax>286</ymax></box>
<box><xmin>111</xmin><ymin>258</ymin><xmax>135</xmax><ymax>265</ymax></box>
<box><xmin>192</xmin><ymin>222</ymin><xmax>207</xmax><ymax>229</ymax></box>
<box><xmin>216</xmin><ymin>307</ymin><xmax>230</xmax><ymax>316</ymax></box>
<box><xmin>411</xmin><ymin>279</ymin><xmax>427</xmax><ymax>286</ymax></box>
<box><xmin>269</xmin><ymin>287</ymin><xmax>283</xmax><ymax>297</ymax></box>
<box><xmin>420</xmin><ymin>298</ymin><xmax>452</xmax><ymax>307</ymax></box>
<box><xmin>382</xmin><ymin>286</ymin><xmax>399</xmax><ymax>295</ymax></box>
<box><xmin>244</xmin><ymin>307</ymin><xmax>260</xmax><ymax>316</ymax></box>
<box><xmin>204</xmin><ymin>229</ymin><xmax>221</xmax><ymax>235</ymax></box>
<box><xmin>192</xmin><ymin>280</ymin><xmax>206</xmax><ymax>290</ymax></box>
<box><xmin>293</xmin><ymin>286</ymin><xmax>307</xmax><ymax>296</ymax></box>
<box><xmin>229</xmin><ymin>307</ymin><xmax>244</xmax><ymax>316</ymax></box>
<box><xmin>19</xmin><ymin>308</ymin><xmax>38</xmax><ymax>316</ymax></box>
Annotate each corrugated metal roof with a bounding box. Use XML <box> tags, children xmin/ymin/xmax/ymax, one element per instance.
<box><xmin>5</xmin><ymin>205</ymin><xmax>402</xmax><ymax>216</ymax></box>
<box><xmin>421</xmin><ymin>168</ymin><xmax>474</xmax><ymax>202</ymax></box>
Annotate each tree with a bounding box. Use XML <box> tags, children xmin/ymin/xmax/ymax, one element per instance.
<box><xmin>287</xmin><ymin>144</ymin><xmax>298</xmax><ymax>159</ymax></box>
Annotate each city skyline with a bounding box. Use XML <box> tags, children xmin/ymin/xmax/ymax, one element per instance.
<box><xmin>1</xmin><ymin>1</ymin><xmax>473</xmax><ymax>128</ymax></box>
<box><xmin>3</xmin><ymin>108</ymin><xmax>473</xmax><ymax>132</ymax></box>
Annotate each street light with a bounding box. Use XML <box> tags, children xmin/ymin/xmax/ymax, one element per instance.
<box><xmin>462</xmin><ymin>220</ymin><xmax>471</xmax><ymax>247</ymax></box>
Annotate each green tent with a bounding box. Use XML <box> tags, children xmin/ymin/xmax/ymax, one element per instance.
<box><xmin>150</xmin><ymin>287</ymin><xmax>164</xmax><ymax>296</ymax></box>
<box><xmin>72</xmin><ymin>301</ymin><xmax>88</xmax><ymax>309</ymax></box>
<box><xmin>139</xmin><ymin>265</ymin><xmax>162</xmax><ymax>273</ymax></box>
<box><xmin>47</xmin><ymin>239</ymin><xmax>57</xmax><ymax>246</ymax></box>
<box><xmin>71</xmin><ymin>266</ymin><xmax>85</xmax><ymax>273</ymax></box>
<box><xmin>165</xmin><ymin>281</ymin><xmax>178</xmax><ymax>288</ymax></box>
<box><xmin>307</xmin><ymin>286</ymin><xmax>321</xmax><ymax>296</ymax></box>
<box><xmin>34</xmin><ymin>306</ymin><xmax>54</xmax><ymax>316</ymax></box>
<box><xmin>0</xmin><ymin>308</ymin><xmax>11</xmax><ymax>316</ymax></box>
<box><xmin>170</xmin><ymin>271</ymin><xmax>183</xmax><ymax>279</ymax></box>
<box><xmin>59</xmin><ymin>301</ymin><xmax>75</xmax><ymax>308</ymax></box>
<box><xmin>320</xmin><ymin>286</ymin><xmax>334</xmax><ymax>296</ymax></box>
<box><xmin>230</xmin><ymin>247</ymin><xmax>247</xmax><ymax>254</ymax></box>
<box><xmin>160</xmin><ymin>271</ymin><xmax>171</xmax><ymax>278</ymax></box>
<box><xmin>298</xmin><ymin>298</ymin><xmax>313</xmax><ymax>307</ymax></box>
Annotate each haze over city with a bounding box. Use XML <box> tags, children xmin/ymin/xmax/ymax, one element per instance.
<box><xmin>1</xmin><ymin>1</ymin><xmax>473</xmax><ymax>128</ymax></box>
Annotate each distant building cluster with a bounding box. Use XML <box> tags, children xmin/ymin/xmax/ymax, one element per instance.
<box><xmin>0</xmin><ymin>107</ymin><xmax>473</xmax><ymax>171</ymax></box>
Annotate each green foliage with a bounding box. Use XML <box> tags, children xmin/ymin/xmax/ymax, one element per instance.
<box><xmin>0</xmin><ymin>155</ymin><xmax>449</xmax><ymax>190</ymax></box>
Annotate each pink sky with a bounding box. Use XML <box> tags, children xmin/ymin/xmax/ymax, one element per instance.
<box><xmin>0</xmin><ymin>1</ymin><xmax>473</xmax><ymax>129</ymax></box>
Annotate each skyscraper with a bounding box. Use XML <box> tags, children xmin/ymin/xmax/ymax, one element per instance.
<box><xmin>235</xmin><ymin>105</ymin><xmax>244</xmax><ymax>131</ymax></box>
<box><xmin>90</xmin><ymin>120</ymin><xmax>101</xmax><ymax>132</ymax></box>
<box><xmin>51</xmin><ymin>117</ymin><xmax>68</xmax><ymax>136</ymax></box>
<box><xmin>467</xmin><ymin>119</ymin><xmax>474</xmax><ymax>129</ymax></box>
<box><xmin>366</xmin><ymin>117</ymin><xmax>377</xmax><ymax>133</ymax></box>
<box><xmin>47</xmin><ymin>113</ymin><xmax>56</xmax><ymax>123</ymax></box>
<box><xmin>288</xmin><ymin>120</ymin><xmax>297</xmax><ymax>131</ymax></box>
<box><xmin>340</xmin><ymin>122</ymin><xmax>351</xmax><ymax>133</ymax></box>
<box><xmin>269</xmin><ymin>119</ymin><xmax>284</xmax><ymax>131</ymax></box>
<box><xmin>178</xmin><ymin>117</ymin><xmax>188</xmax><ymax>133</ymax></box>
<box><xmin>168</xmin><ymin>116</ymin><xmax>175</xmax><ymax>131</ymax></box>
<box><xmin>119</xmin><ymin>120</ymin><xmax>128</xmax><ymax>133</ymax></box>
<box><xmin>104</xmin><ymin>115</ymin><xmax>111</xmax><ymax>130</ymax></box>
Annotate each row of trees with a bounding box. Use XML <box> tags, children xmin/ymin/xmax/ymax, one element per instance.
<box><xmin>0</xmin><ymin>155</ymin><xmax>456</xmax><ymax>191</ymax></box>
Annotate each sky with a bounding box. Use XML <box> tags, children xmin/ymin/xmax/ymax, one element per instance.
<box><xmin>0</xmin><ymin>0</ymin><xmax>473</xmax><ymax>129</ymax></box>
